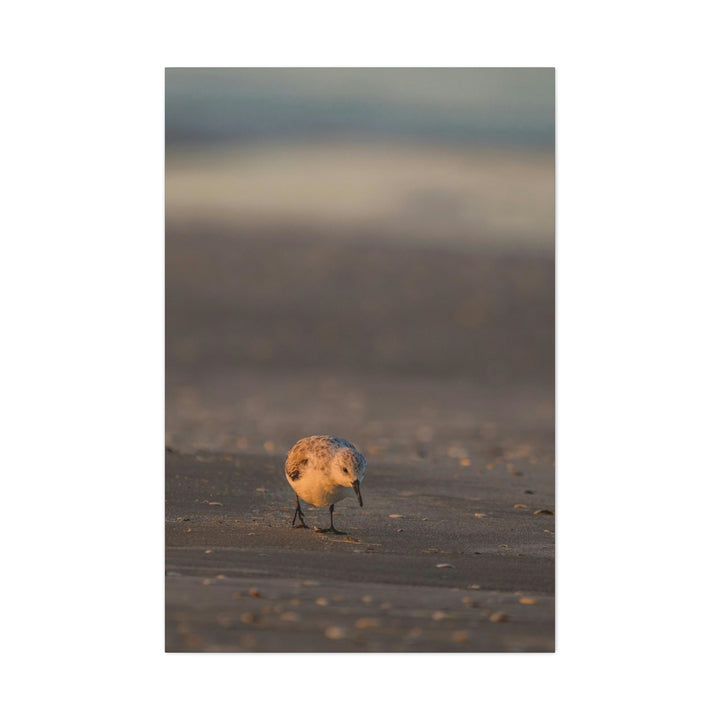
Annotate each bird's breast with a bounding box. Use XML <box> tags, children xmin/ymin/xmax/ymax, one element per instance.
<box><xmin>287</xmin><ymin>469</ymin><xmax>352</xmax><ymax>508</ymax></box>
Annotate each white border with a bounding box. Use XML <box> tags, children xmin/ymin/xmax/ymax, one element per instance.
<box><xmin>4</xmin><ymin>2</ymin><xmax>719</xmax><ymax>718</ymax></box>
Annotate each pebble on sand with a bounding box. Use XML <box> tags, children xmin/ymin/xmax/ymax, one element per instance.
<box><xmin>513</xmin><ymin>504</ymin><xmax>528</xmax><ymax>509</ymax></box>
<box><xmin>432</xmin><ymin>611</ymin><xmax>450</xmax><ymax>621</ymax></box>
<box><xmin>452</xmin><ymin>630</ymin><xmax>470</xmax><ymax>642</ymax></box>
<box><xmin>436</xmin><ymin>563</ymin><xmax>455</xmax><ymax>568</ymax></box>
<box><xmin>280</xmin><ymin>612</ymin><xmax>300</xmax><ymax>622</ymax></box>
<box><xmin>249</xmin><ymin>588</ymin><xmax>261</xmax><ymax>598</ymax></box>
<box><xmin>534</xmin><ymin>509</ymin><xmax>554</xmax><ymax>515</ymax></box>
<box><xmin>325</xmin><ymin>626</ymin><xmax>347</xmax><ymax>640</ymax></box>
<box><xmin>389</xmin><ymin>514</ymin><xmax>403</xmax><ymax>518</ymax></box>
<box><xmin>315</xmin><ymin>598</ymin><xmax>329</xmax><ymax>606</ymax></box>
<box><xmin>519</xmin><ymin>597</ymin><xmax>538</xmax><ymax>605</ymax></box>
<box><xmin>355</xmin><ymin>618</ymin><xmax>380</xmax><ymax>629</ymax></box>
<box><xmin>489</xmin><ymin>612</ymin><xmax>511</xmax><ymax>623</ymax></box>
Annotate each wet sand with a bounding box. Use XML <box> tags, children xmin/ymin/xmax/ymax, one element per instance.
<box><xmin>165</xmin><ymin>447</ymin><xmax>554</xmax><ymax>652</ymax></box>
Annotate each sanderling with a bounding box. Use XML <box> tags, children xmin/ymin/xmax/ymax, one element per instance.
<box><xmin>285</xmin><ymin>435</ymin><xmax>366</xmax><ymax>534</ymax></box>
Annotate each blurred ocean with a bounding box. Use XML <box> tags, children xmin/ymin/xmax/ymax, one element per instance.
<box><xmin>166</xmin><ymin>68</ymin><xmax>554</xmax><ymax>148</ymax></box>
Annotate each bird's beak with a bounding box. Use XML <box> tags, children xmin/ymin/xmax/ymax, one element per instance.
<box><xmin>352</xmin><ymin>480</ymin><xmax>363</xmax><ymax>507</ymax></box>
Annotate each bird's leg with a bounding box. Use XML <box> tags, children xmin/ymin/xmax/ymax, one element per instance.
<box><xmin>314</xmin><ymin>504</ymin><xmax>345</xmax><ymax>535</ymax></box>
<box><xmin>292</xmin><ymin>494</ymin><xmax>309</xmax><ymax>529</ymax></box>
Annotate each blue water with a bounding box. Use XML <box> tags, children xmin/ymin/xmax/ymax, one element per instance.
<box><xmin>166</xmin><ymin>68</ymin><xmax>554</xmax><ymax>148</ymax></box>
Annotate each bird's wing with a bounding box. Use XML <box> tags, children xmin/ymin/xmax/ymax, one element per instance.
<box><xmin>285</xmin><ymin>449</ymin><xmax>308</xmax><ymax>481</ymax></box>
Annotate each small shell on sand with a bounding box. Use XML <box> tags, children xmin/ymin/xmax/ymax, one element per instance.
<box><xmin>452</xmin><ymin>630</ymin><xmax>469</xmax><ymax>642</ymax></box>
<box><xmin>489</xmin><ymin>612</ymin><xmax>510</xmax><ymax>622</ymax></box>
<box><xmin>534</xmin><ymin>509</ymin><xmax>554</xmax><ymax>515</ymax></box>
<box><xmin>519</xmin><ymin>597</ymin><xmax>538</xmax><ymax>605</ymax></box>
<box><xmin>249</xmin><ymin>588</ymin><xmax>261</xmax><ymax>597</ymax></box>
<box><xmin>436</xmin><ymin>563</ymin><xmax>455</xmax><ymax>569</ymax></box>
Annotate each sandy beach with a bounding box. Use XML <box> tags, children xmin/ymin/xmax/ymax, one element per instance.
<box><xmin>165</xmin><ymin>133</ymin><xmax>554</xmax><ymax>653</ymax></box>
<box><xmin>166</xmin><ymin>443</ymin><xmax>554</xmax><ymax>652</ymax></box>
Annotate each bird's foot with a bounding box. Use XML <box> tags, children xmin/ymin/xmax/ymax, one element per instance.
<box><xmin>293</xmin><ymin>521</ymin><xmax>310</xmax><ymax>529</ymax></box>
<box><xmin>314</xmin><ymin>526</ymin><xmax>346</xmax><ymax>535</ymax></box>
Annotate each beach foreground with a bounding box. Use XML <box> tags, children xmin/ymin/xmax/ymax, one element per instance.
<box><xmin>165</xmin><ymin>447</ymin><xmax>554</xmax><ymax>652</ymax></box>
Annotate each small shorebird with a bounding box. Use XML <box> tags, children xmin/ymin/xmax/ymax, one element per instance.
<box><xmin>285</xmin><ymin>435</ymin><xmax>366</xmax><ymax>534</ymax></box>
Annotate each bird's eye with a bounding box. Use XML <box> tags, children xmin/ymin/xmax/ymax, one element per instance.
<box><xmin>343</xmin><ymin>467</ymin><xmax>348</xmax><ymax>473</ymax></box>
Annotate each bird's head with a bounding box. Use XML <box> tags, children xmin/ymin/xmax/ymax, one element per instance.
<box><xmin>332</xmin><ymin>447</ymin><xmax>366</xmax><ymax>507</ymax></box>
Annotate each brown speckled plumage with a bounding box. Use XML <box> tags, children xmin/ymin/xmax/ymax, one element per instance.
<box><xmin>285</xmin><ymin>435</ymin><xmax>367</xmax><ymax>533</ymax></box>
